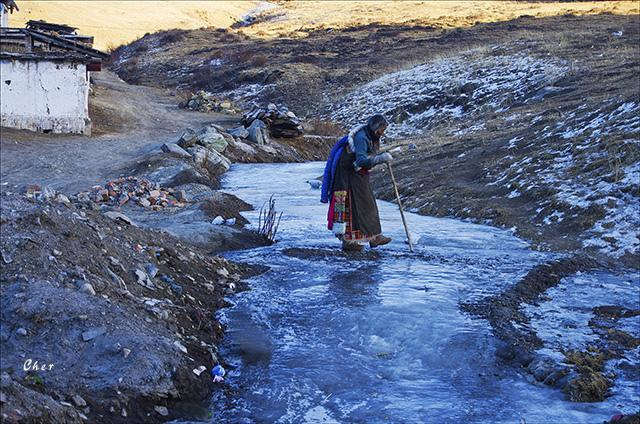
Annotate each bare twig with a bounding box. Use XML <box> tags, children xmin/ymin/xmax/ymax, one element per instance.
<box><xmin>257</xmin><ymin>194</ymin><xmax>281</xmax><ymax>242</ymax></box>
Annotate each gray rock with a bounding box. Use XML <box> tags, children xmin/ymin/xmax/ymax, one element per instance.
<box><xmin>55</xmin><ymin>193</ymin><xmax>71</xmax><ymax>206</ymax></box>
<box><xmin>247</xmin><ymin>119</ymin><xmax>268</xmax><ymax>145</ymax></box>
<box><xmin>176</xmin><ymin>190</ymin><xmax>188</xmax><ymax>202</ymax></box>
<box><xmin>72</xmin><ymin>394</ymin><xmax>87</xmax><ymax>407</ymax></box>
<box><xmin>176</xmin><ymin>129</ymin><xmax>198</xmax><ymax>149</ymax></box>
<box><xmin>145</xmin><ymin>264</ymin><xmax>159</xmax><ymax>279</ymax></box>
<box><xmin>306</xmin><ymin>180</ymin><xmax>321</xmax><ymax>190</ymax></box>
<box><xmin>528</xmin><ymin>357</ymin><xmax>555</xmax><ymax>382</ymax></box>
<box><xmin>80</xmin><ymin>283</ymin><xmax>96</xmax><ymax>296</ymax></box>
<box><xmin>161</xmin><ymin>143</ymin><xmax>191</xmax><ymax>159</ymax></box>
<box><xmin>134</xmin><ymin>269</ymin><xmax>154</xmax><ymax>289</ymax></box>
<box><xmin>1</xmin><ymin>249</ymin><xmax>13</xmax><ymax>264</ymax></box>
<box><xmin>192</xmin><ymin>146</ymin><xmax>231</xmax><ymax>177</ymax></box>
<box><xmin>154</xmin><ymin>405</ymin><xmax>169</xmax><ymax>416</ymax></box>
<box><xmin>104</xmin><ymin>265</ymin><xmax>125</xmax><ymax>287</ymax></box>
<box><xmin>103</xmin><ymin>211</ymin><xmax>136</xmax><ymax>226</ymax></box>
<box><xmin>228</xmin><ymin>126</ymin><xmax>249</xmax><ymax>139</ymax></box>
<box><xmin>16</xmin><ymin>327</ymin><xmax>27</xmax><ymax>336</ymax></box>
<box><xmin>233</xmin><ymin>140</ymin><xmax>257</xmax><ymax>155</ymax></box>
<box><xmin>82</xmin><ymin>327</ymin><xmax>106</xmax><ymax>342</ymax></box>
<box><xmin>195</xmin><ymin>125</ymin><xmax>228</xmax><ymax>153</ymax></box>
<box><xmin>37</xmin><ymin>186</ymin><xmax>56</xmax><ymax>202</ymax></box>
<box><xmin>173</xmin><ymin>341</ymin><xmax>187</xmax><ymax>354</ymax></box>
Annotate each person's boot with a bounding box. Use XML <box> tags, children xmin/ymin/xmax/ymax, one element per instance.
<box><xmin>342</xmin><ymin>240</ymin><xmax>363</xmax><ymax>252</ymax></box>
<box><xmin>369</xmin><ymin>235</ymin><xmax>392</xmax><ymax>248</ymax></box>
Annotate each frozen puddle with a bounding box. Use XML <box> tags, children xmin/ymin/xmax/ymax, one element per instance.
<box><xmin>202</xmin><ymin>162</ymin><xmax>636</xmax><ymax>423</ymax></box>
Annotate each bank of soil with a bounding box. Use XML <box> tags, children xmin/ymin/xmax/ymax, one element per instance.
<box><xmin>462</xmin><ymin>255</ymin><xmax>639</xmax><ymax>405</ymax></box>
<box><xmin>0</xmin><ymin>68</ymin><xmax>317</xmax><ymax>423</ymax></box>
<box><xmin>0</xmin><ymin>191</ymin><xmax>268</xmax><ymax>423</ymax></box>
<box><xmin>360</xmin><ymin>13</ymin><xmax>639</xmax><ymax>268</ymax></box>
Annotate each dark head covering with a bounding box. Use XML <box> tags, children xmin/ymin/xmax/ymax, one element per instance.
<box><xmin>367</xmin><ymin>114</ymin><xmax>388</xmax><ymax>133</ymax></box>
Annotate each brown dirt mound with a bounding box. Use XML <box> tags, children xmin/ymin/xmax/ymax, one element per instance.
<box><xmin>0</xmin><ymin>192</ymin><xmax>264</xmax><ymax>423</ymax></box>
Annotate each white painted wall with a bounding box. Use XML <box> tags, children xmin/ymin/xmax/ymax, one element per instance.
<box><xmin>1</xmin><ymin>59</ymin><xmax>91</xmax><ymax>134</ymax></box>
<box><xmin>0</xmin><ymin>4</ymin><xmax>8</xmax><ymax>28</ymax></box>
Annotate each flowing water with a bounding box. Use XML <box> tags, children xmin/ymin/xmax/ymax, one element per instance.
<box><xmin>204</xmin><ymin>162</ymin><xmax>636</xmax><ymax>423</ymax></box>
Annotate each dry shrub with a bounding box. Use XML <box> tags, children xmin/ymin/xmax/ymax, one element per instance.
<box><xmin>159</xmin><ymin>29</ymin><xmax>186</xmax><ymax>44</ymax></box>
<box><xmin>258</xmin><ymin>195</ymin><xmax>282</xmax><ymax>243</ymax></box>
<box><xmin>134</xmin><ymin>43</ymin><xmax>149</xmax><ymax>53</ymax></box>
<box><xmin>175</xmin><ymin>90</ymin><xmax>194</xmax><ymax>104</ymax></box>
<box><xmin>307</xmin><ymin>119</ymin><xmax>345</xmax><ymax>137</ymax></box>
<box><xmin>233</xmin><ymin>50</ymin><xmax>254</xmax><ymax>64</ymax></box>
<box><xmin>252</xmin><ymin>54</ymin><xmax>269</xmax><ymax>66</ymax></box>
<box><xmin>191</xmin><ymin>67</ymin><xmax>212</xmax><ymax>90</ymax></box>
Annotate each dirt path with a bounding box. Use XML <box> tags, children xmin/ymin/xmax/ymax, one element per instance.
<box><xmin>0</xmin><ymin>71</ymin><xmax>236</xmax><ymax>194</ymax></box>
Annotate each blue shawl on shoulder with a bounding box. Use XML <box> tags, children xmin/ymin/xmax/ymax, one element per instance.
<box><xmin>320</xmin><ymin>135</ymin><xmax>348</xmax><ymax>203</ymax></box>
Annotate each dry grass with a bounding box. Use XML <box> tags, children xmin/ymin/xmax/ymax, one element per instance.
<box><xmin>307</xmin><ymin>119</ymin><xmax>345</xmax><ymax>137</ymax></box>
<box><xmin>9</xmin><ymin>1</ymin><xmax>638</xmax><ymax>51</ymax></box>
<box><xmin>239</xmin><ymin>1</ymin><xmax>639</xmax><ymax>38</ymax></box>
<box><xmin>9</xmin><ymin>1</ymin><xmax>260</xmax><ymax>50</ymax></box>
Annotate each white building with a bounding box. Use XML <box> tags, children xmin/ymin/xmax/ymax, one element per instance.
<box><xmin>1</xmin><ymin>20</ymin><xmax>107</xmax><ymax>135</ymax></box>
<box><xmin>0</xmin><ymin>4</ymin><xmax>8</xmax><ymax>28</ymax></box>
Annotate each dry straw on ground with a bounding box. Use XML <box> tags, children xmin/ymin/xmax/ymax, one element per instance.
<box><xmin>12</xmin><ymin>1</ymin><xmax>638</xmax><ymax>50</ymax></box>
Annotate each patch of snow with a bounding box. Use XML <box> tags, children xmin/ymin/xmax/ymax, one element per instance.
<box><xmin>329</xmin><ymin>51</ymin><xmax>567</xmax><ymax>139</ymax></box>
<box><xmin>507</xmin><ymin>189</ymin><xmax>521</xmax><ymax>199</ymax></box>
<box><xmin>506</xmin><ymin>136</ymin><xmax>523</xmax><ymax>150</ymax></box>
<box><xmin>221</xmin><ymin>83</ymin><xmax>275</xmax><ymax>102</ymax></box>
<box><xmin>543</xmin><ymin>210</ymin><xmax>564</xmax><ymax>225</ymax></box>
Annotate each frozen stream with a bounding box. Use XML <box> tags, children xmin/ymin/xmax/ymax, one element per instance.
<box><xmin>204</xmin><ymin>162</ymin><xmax>634</xmax><ymax>423</ymax></box>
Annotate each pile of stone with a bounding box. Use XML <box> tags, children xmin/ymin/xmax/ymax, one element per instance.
<box><xmin>170</xmin><ymin>124</ymin><xmax>233</xmax><ymax>177</ymax></box>
<box><xmin>25</xmin><ymin>184</ymin><xmax>71</xmax><ymax>205</ymax></box>
<box><xmin>241</xmin><ymin>103</ymin><xmax>304</xmax><ymax>138</ymax></box>
<box><xmin>179</xmin><ymin>90</ymin><xmax>241</xmax><ymax>114</ymax></box>
<box><xmin>176</xmin><ymin>125</ymin><xmax>230</xmax><ymax>153</ymax></box>
<box><xmin>77</xmin><ymin>177</ymin><xmax>189</xmax><ymax>210</ymax></box>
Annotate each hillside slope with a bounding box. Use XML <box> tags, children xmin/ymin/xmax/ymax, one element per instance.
<box><xmin>13</xmin><ymin>1</ymin><xmax>635</xmax><ymax>52</ymax></box>
<box><xmin>112</xmin><ymin>11</ymin><xmax>639</xmax><ymax>264</ymax></box>
<box><xmin>9</xmin><ymin>1</ymin><xmax>259</xmax><ymax>50</ymax></box>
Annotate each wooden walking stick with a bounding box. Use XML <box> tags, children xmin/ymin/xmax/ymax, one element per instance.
<box><xmin>386</xmin><ymin>163</ymin><xmax>414</xmax><ymax>252</ymax></box>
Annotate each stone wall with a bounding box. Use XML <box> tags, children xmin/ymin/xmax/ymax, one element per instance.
<box><xmin>0</xmin><ymin>58</ymin><xmax>91</xmax><ymax>135</ymax></box>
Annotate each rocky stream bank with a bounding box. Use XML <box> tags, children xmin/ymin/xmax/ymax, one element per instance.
<box><xmin>0</xmin><ymin>91</ymin><xmax>334</xmax><ymax>422</ymax></box>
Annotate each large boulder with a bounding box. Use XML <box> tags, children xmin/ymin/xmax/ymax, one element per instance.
<box><xmin>190</xmin><ymin>146</ymin><xmax>230</xmax><ymax>177</ymax></box>
<box><xmin>196</xmin><ymin>125</ymin><xmax>228</xmax><ymax>153</ymax></box>
<box><xmin>229</xmin><ymin>126</ymin><xmax>249</xmax><ymax>139</ymax></box>
<box><xmin>247</xmin><ymin>119</ymin><xmax>269</xmax><ymax>146</ymax></box>
<box><xmin>176</xmin><ymin>128</ymin><xmax>198</xmax><ymax>149</ymax></box>
<box><xmin>161</xmin><ymin>143</ymin><xmax>191</xmax><ymax>159</ymax></box>
<box><xmin>177</xmin><ymin>126</ymin><xmax>228</xmax><ymax>153</ymax></box>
